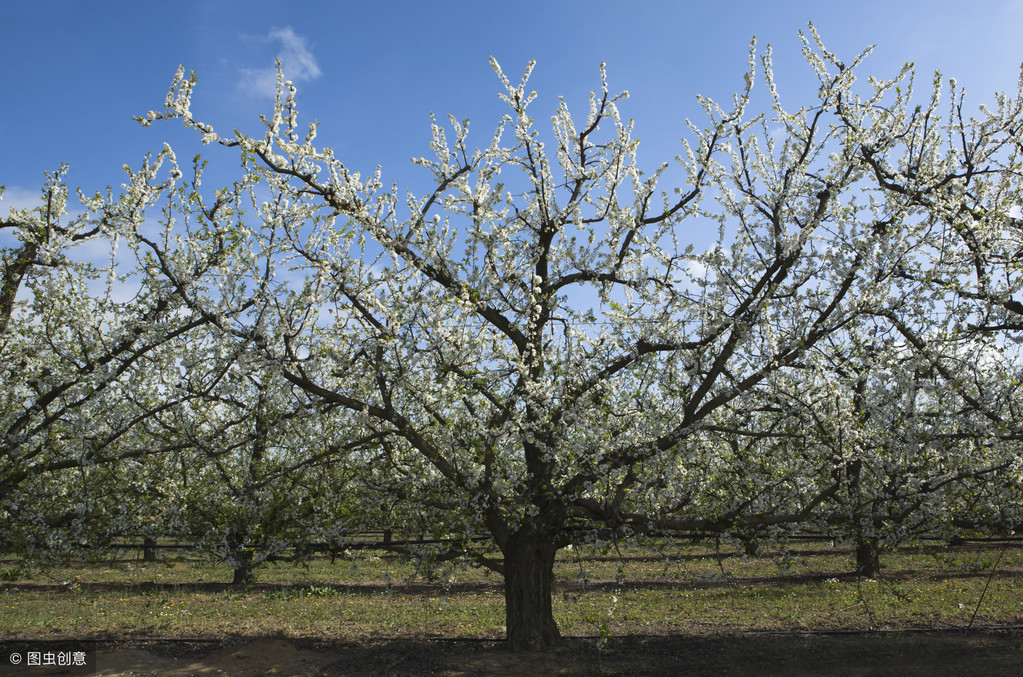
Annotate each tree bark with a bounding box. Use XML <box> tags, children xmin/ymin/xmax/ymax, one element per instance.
<box><xmin>855</xmin><ymin>537</ymin><xmax>880</xmax><ymax>577</ymax></box>
<box><xmin>0</xmin><ymin>237</ymin><xmax>40</xmax><ymax>336</ymax></box>
<box><xmin>231</xmin><ymin>563</ymin><xmax>254</xmax><ymax>586</ymax></box>
<box><xmin>142</xmin><ymin>537</ymin><xmax>158</xmax><ymax>563</ymax></box>
<box><xmin>231</xmin><ymin>546</ymin><xmax>255</xmax><ymax>586</ymax></box>
<box><xmin>503</xmin><ymin>529</ymin><xmax>562</xmax><ymax>651</ymax></box>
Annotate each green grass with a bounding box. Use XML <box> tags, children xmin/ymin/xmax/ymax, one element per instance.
<box><xmin>1</xmin><ymin>540</ymin><xmax>1021</xmax><ymax>640</ymax></box>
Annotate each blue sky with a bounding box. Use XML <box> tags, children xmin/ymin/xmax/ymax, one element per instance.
<box><xmin>2</xmin><ymin>0</ymin><xmax>1022</xmax><ymax>216</ymax></box>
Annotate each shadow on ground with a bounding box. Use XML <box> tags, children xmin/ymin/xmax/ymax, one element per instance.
<box><xmin>2</xmin><ymin>630</ymin><xmax>1022</xmax><ymax>676</ymax></box>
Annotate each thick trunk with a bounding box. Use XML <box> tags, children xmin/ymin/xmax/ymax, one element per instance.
<box><xmin>855</xmin><ymin>537</ymin><xmax>880</xmax><ymax>578</ymax></box>
<box><xmin>503</xmin><ymin>530</ymin><xmax>561</xmax><ymax>651</ymax></box>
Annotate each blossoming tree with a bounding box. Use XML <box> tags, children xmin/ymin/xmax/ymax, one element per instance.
<box><xmin>168</xmin><ymin>345</ymin><xmax>380</xmax><ymax>585</ymax></box>
<box><xmin>132</xmin><ymin>27</ymin><xmax>1023</xmax><ymax>650</ymax></box>
<box><xmin>0</xmin><ymin>161</ymin><xmax>212</xmax><ymax>551</ymax></box>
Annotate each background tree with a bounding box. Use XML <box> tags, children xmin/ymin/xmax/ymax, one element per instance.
<box><xmin>826</xmin><ymin>47</ymin><xmax>1023</xmax><ymax>540</ymax></box>
<box><xmin>780</xmin><ymin>319</ymin><xmax>1017</xmax><ymax>576</ymax></box>
<box><xmin>169</xmin><ymin>344</ymin><xmax>378</xmax><ymax>585</ymax></box>
<box><xmin>0</xmin><ymin>152</ymin><xmax>227</xmax><ymax>535</ymax></box>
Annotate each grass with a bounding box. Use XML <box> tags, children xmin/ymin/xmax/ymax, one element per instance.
<box><xmin>1</xmin><ymin>539</ymin><xmax>1021</xmax><ymax>641</ymax></box>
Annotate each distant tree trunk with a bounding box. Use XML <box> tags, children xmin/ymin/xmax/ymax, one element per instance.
<box><xmin>231</xmin><ymin>547</ymin><xmax>255</xmax><ymax>586</ymax></box>
<box><xmin>855</xmin><ymin>537</ymin><xmax>880</xmax><ymax>577</ymax></box>
<box><xmin>503</xmin><ymin>529</ymin><xmax>562</xmax><ymax>651</ymax></box>
<box><xmin>231</xmin><ymin>564</ymin><xmax>254</xmax><ymax>586</ymax></box>
<box><xmin>142</xmin><ymin>537</ymin><xmax>158</xmax><ymax>563</ymax></box>
<box><xmin>739</xmin><ymin>533</ymin><xmax>762</xmax><ymax>557</ymax></box>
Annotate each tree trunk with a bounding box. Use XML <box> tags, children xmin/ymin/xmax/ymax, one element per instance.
<box><xmin>503</xmin><ymin>529</ymin><xmax>561</xmax><ymax>651</ymax></box>
<box><xmin>231</xmin><ymin>547</ymin><xmax>255</xmax><ymax>586</ymax></box>
<box><xmin>231</xmin><ymin>564</ymin><xmax>254</xmax><ymax>586</ymax></box>
<box><xmin>142</xmin><ymin>537</ymin><xmax>158</xmax><ymax>563</ymax></box>
<box><xmin>855</xmin><ymin>537</ymin><xmax>880</xmax><ymax>578</ymax></box>
<box><xmin>740</xmin><ymin>533</ymin><xmax>762</xmax><ymax>557</ymax></box>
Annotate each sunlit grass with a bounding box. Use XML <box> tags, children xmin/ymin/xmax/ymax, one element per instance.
<box><xmin>1</xmin><ymin>539</ymin><xmax>1020</xmax><ymax>640</ymax></box>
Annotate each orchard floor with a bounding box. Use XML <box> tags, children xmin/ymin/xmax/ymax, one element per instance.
<box><xmin>2</xmin><ymin>630</ymin><xmax>1022</xmax><ymax>676</ymax></box>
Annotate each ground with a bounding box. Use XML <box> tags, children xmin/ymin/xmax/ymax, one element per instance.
<box><xmin>2</xmin><ymin>630</ymin><xmax>1023</xmax><ymax>676</ymax></box>
<box><xmin>3</xmin><ymin>541</ymin><xmax>1022</xmax><ymax>675</ymax></box>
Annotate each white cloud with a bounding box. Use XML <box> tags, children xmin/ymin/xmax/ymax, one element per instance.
<box><xmin>1</xmin><ymin>185</ymin><xmax>45</xmax><ymax>214</ymax></box>
<box><xmin>270</xmin><ymin>27</ymin><xmax>321</xmax><ymax>81</ymax></box>
<box><xmin>238</xmin><ymin>26</ymin><xmax>321</xmax><ymax>100</ymax></box>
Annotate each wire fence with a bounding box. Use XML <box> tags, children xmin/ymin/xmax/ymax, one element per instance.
<box><xmin>37</xmin><ymin>529</ymin><xmax>1023</xmax><ymax>564</ymax></box>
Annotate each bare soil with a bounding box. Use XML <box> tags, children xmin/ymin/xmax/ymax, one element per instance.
<box><xmin>3</xmin><ymin>630</ymin><xmax>1022</xmax><ymax>676</ymax></box>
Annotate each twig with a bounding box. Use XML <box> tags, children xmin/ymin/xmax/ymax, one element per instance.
<box><xmin>855</xmin><ymin>575</ymin><xmax>876</xmax><ymax>629</ymax></box>
<box><xmin>967</xmin><ymin>538</ymin><xmax>1010</xmax><ymax>630</ymax></box>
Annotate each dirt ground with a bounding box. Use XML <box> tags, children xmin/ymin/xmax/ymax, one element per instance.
<box><xmin>2</xmin><ymin>630</ymin><xmax>1022</xmax><ymax>676</ymax></box>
